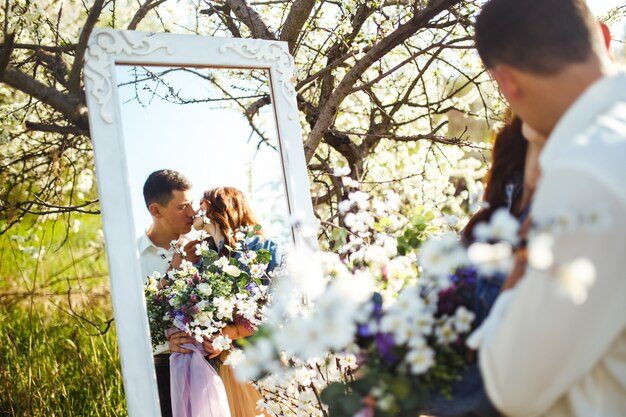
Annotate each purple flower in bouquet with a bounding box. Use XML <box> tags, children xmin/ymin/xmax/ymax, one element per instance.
<box><xmin>358</xmin><ymin>323</ymin><xmax>374</xmax><ymax>338</ymax></box>
<box><xmin>375</xmin><ymin>332</ymin><xmax>397</xmax><ymax>363</ymax></box>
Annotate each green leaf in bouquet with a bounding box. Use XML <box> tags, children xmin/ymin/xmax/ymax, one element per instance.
<box><xmin>349</xmin><ymin>373</ymin><xmax>377</xmax><ymax>395</ymax></box>
<box><xmin>321</xmin><ymin>382</ymin><xmax>364</xmax><ymax>417</ymax></box>
<box><xmin>338</xmin><ymin>394</ymin><xmax>365</xmax><ymax>416</ymax></box>
<box><xmin>254</xmin><ymin>249</ymin><xmax>272</xmax><ymax>265</ymax></box>
<box><xmin>384</xmin><ymin>374</ymin><xmax>411</xmax><ymax>400</ymax></box>
<box><xmin>253</xmin><ymin>224</ymin><xmax>263</xmax><ymax>232</ymax></box>
<box><xmin>320</xmin><ymin>381</ymin><xmax>348</xmax><ymax>405</ymax></box>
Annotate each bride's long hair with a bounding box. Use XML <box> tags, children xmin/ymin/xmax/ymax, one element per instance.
<box><xmin>201</xmin><ymin>187</ymin><xmax>259</xmax><ymax>249</ymax></box>
<box><xmin>463</xmin><ymin>113</ymin><xmax>528</xmax><ymax>242</ymax></box>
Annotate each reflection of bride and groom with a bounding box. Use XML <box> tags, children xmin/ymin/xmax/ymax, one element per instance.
<box><xmin>138</xmin><ymin>171</ymin><xmax>278</xmax><ymax>417</ymax></box>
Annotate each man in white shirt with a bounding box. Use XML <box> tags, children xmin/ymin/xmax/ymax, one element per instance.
<box><xmin>139</xmin><ymin>169</ymin><xmax>200</xmax><ymax>417</ymax></box>
<box><xmin>471</xmin><ymin>1</ymin><xmax>626</xmax><ymax>416</ymax></box>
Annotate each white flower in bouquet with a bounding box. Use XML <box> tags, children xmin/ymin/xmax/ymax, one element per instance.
<box><xmin>214</xmin><ymin>296</ymin><xmax>235</xmax><ymax>320</ymax></box>
<box><xmin>249</xmin><ymin>263</ymin><xmax>264</xmax><ymax>278</ymax></box>
<box><xmin>212</xmin><ymin>334</ymin><xmax>232</xmax><ymax>351</ymax></box>
<box><xmin>215</xmin><ymin>256</ymin><xmax>230</xmax><ymax>269</ymax></box>
<box><xmin>453</xmin><ymin>305</ymin><xmax>475</xmax><ymax>333</ymax></box>
<box><xmin>236</xmin><ymin>299</ymin><xmax>257</xmax><ymax>322</ymax></box>
<box><xmin>193</xmin><ymin>327</ymin><xmax>212</xmax><ymax>343</ymax></box>
<box><xmin>473</xmin><ymin>208</ymin><xmax>520</xmax><ymax>244</ymax></box>
<box><xmin>379</xmin><ymin>313</ymin><xmax>409</xmax><ymax>338</ymax></box>
<box><xmin>435</xmin><ymin>319</ymin><xmax>458</xmax><ymax>345</ymax></box>
<box><xmin>195</xmin><ymin>240</ymin><xmax>212</xmax><ymax>257</ymax></box>
<box><xmin>180</xmin><ymin>259</ymin><xmax>195</xmax><ymax>272</ymax></box>
<box><xmin>235</xmin><ymin>231</ymin><xmax>246</xmax><ymax>241</ymax></box>
<box><xmin>408</xmin><ymin>333</ymin><xmax>428</xmax><ymax>349</ymax></box>
<box><xmin>414</xmin><ymin>313</ymin><xmax>435</xmax><ymax>335</ymax></box>
<box><xmin>197</xmin><ymin>283</ymin><xmax>212</xmax><ymax>297</ymax></box>
<box><xmin>239</xmin><ymin>250</ymin><xmax>257</xmax><ymax>265</ymax></box>
<box><xmin>338</xmin><ymin>353</ymin><xmax>358</xmax><ymax>370</ymax></box>
<box><xmin>390</xmin><ymin>286</ymin><xmax>425</xmax><ymax>317</ymax></box>
<box><xmin>223</xmin><ymin>264</ymin><xmax>242</xmax><ymax>277</ymax></box>
<box><xmin>419</xmin><ymin>234</ymin><xmax>467</xmax><ymax>278</ymax></box>
<box><xmin>145</xmin><ymin>275</ymin><xmax>159</xmax><ymax>294</ymax></box>
<box><xmin>405</xmin><ymin>345</ymin><xmax>435</xmax><ymax>374</ymax></box>
<box><xmin>193</xmin><ymin>309</ymin><xmax>213</xmax><ymax>325</ymax></box>
<box><xmin>467</xmin><ymin>241</ymin><xmax>514</xmax><ymax>276</ymax></box>
<box><xmin>421</xmin><ymin>290</ymin><xmax>439</xmax><ymax>314</ymax></box>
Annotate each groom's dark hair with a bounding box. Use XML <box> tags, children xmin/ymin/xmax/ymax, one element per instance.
<box><xmin>143</xmin><ymin>169</ymin><xmax>192</xmax><ymax>209</ymax></box>
<box><xmin>475</xmin><ymin>0</ymin><xmax>601</xmax><ymax>75</ymax></box>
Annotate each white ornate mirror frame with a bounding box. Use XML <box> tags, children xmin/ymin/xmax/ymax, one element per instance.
<box><xmin>83</xmin><ymin>28</ymin><xmax>316</xmax><ymax>417</ymax></box>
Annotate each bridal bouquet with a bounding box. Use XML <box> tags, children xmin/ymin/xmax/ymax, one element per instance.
<box><xmin>144</xmin><ymin>224</ymin><xmax>275</xmax><ymax>351</ymax></box>
<box><xmin>231</xmin><ymin>240</ymin><xmax>478</xmax><ymax>417</ymax></box>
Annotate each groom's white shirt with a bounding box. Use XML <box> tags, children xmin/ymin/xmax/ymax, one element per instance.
<box><xmin>475</xmin><ymin>72</ymin><xmax>626</xmax><ymax>417</ymax></box>
<box><xmin>138</xmin><ymin>232</ymin><xmax>175</xmax><ymax>284</ymax></box>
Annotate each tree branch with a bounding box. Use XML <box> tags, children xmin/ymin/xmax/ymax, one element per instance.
<box><xmin>280</xmin><ymin>0</ymin><xmax>315</xmax><ymax>53</ymax></box>
<box><xmin>0</xmin><ymin>32</ymin><xmax>14</xmax><ymax>73</ymax></box>
<box><xmin>25</xmin><ymin>121</ymin><xmax>89</xmax><ymax>135</ymax></box>
<box><xmin>226</xmin><ymin>0</ymin><xmax>276</xmax><ymax>40</ymax></box>
<box><xmin>0</xmin><ymin>65</ymin><xmax>88</xmax><ymax>128</ymax></box>
<box><xmin>68</xmin><ymin>0</ymin><xmax>106</xmax><ymax>94</ymax></box>
<box><xmin>303</xmin><ymin>0</ymin><xmax>462</xmax><ymax>163</ymax></box>
<box><xmin>127</xmin><ymin>0</ymin><xmax>170</xmax><ymax>30</ymax></box>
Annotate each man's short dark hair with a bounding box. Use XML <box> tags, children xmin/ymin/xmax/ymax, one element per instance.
<box><xmin>143</xmin><ymin>169</ymin><xmax>192</xmax><ymax>208</ymax></box>
<box><xmin>475</xmin><ymin>0</ymin><xmax>600</xmax><ymax>75</ymax></box>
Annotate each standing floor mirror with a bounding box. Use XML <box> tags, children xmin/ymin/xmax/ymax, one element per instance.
<box><xmin>83</xmin><ymin>29</ymin><xmax>316</xmax><ymax>417</ymax></box>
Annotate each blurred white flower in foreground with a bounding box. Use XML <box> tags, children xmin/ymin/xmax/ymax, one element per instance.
<box><xmin>473</xmin><ymin>208</ymin><xmax>520</xmax><ymax>244</ymax></box>
<box><xmin>419</xmin><ymin>234</ymin><xmax>467</xmax><ymax>277</ymax></box>
<box><xmin>555</xmin><ymin>258</ymin><xmax>596</xmax><ymax>305</ymax></box>
<box><xmin>528</xmin><ymin>232</ymin><xmax>554</xmax><ymax>270</ymax></box>
<box><xmin>467</xmin><ymin>241</ymin><xmax>514</xmax><ymax>276</ymax></box>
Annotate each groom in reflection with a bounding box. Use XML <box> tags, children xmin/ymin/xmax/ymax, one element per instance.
<box><xmin>472</xmin><ymin>0</ymin><xmax>626</xmax><ymax>416</ymax></box>
<box><xmin>138</xmin><ymin>169</ymin><xmax>200</xmax><ymax>417</ymax></box>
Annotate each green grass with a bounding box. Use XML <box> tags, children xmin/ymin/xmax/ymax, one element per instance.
<box><xmin>0</xmin><ymin>214</ymin><xmax>127</xmax><ymax>416</ymax></box>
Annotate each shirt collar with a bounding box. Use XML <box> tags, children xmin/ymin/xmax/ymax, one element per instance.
<box><xmin>138</xmin><ymin>231</ymin><xmax>158</xmax><ymax>254</ymax></box>
<box><xmin>540</xmin><ymin>71</ymin><xmax>626</xmax><ymax>170</ymax></box>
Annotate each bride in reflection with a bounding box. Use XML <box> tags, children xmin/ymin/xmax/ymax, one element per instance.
<box><xmin>197</xmin><ymin>186</ymin><xmax>279</xmax><ymax>417</ymax></box>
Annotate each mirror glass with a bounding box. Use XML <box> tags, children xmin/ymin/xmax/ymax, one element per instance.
<box><xmin>115</xmin><ymin>64</ymin><xmax>292</xmax><ymax>249</ymax></box>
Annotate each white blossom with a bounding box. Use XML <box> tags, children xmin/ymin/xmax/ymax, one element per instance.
<box><xmin>555</xmin><ymin>258</ymin><xmax>596</xmax><ymax>304</ymax></box>
<box><xmin>405</xmin><ymin>346</ymin><xmax>435</xmax><ymax>374</ymax></box>
<box><xmin>473</xmin><ymin>208</ymin><xmax>520</xmax><ymax>244</ymax></box>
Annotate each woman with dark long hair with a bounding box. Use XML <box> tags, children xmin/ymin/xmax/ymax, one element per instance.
<box><xmin>427</xmin><ymin>113</ymin><xmax>545</xmax><ymax>417</ymax></box>
<box><xmin>463</xmin><ymin>114</ymin><xmax>544</xmax><ymax>325</ymax></box>
<box><xmin>199</xmin><ymin>186</ymin><xmax>278</xmax><ymax>417</ymax></box>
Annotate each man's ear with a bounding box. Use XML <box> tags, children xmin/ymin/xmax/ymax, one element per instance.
<box><xmin>489</xmin><ymin>65</ymin><xmax>522</xmax><ymax>102</ymax></box>
<box><xmin>148</xmin><ymin>203</ymin><xmax>161</xmax><ymax>218</ymax></box>
<box><xmin>599</xmin><ymin>22</ymin><xmax>611</xmax><ymax>51</ymax></box>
